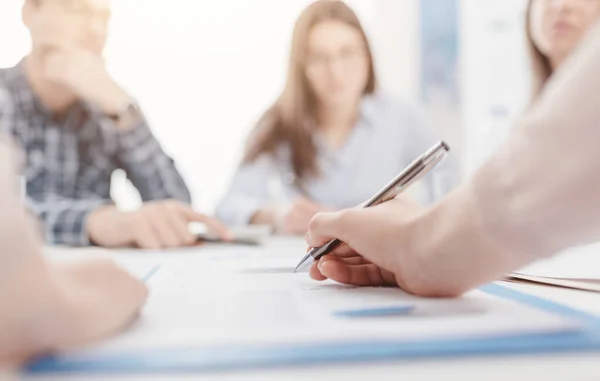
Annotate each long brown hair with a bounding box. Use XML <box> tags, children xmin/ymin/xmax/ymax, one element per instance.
<box><xmin>526</xmin><ymin>0</ymin><xmax>554</xmax><ymax>102</ymax></box>
<box><xmin>243</xmin><ymin>0</ymin><xmax>376</xmax><ymax>183</ymax></box>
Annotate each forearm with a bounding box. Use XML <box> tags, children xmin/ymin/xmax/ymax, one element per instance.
<box><xmin>86</xmin><ymin>205</ymin><xmax>135</xmax><ymax>248</ymax></box>
<box><xmin>217</xmin><ymin>193</ymin><xmax>277</xmax><ymax>228</ymax></box>
<box><xmin>0</xmin><ymin>146</ymin><xmax>138</xmax><ymax>365</ymax></box>
<box><xmin>113</xmin><ymin>120</ymin><xmax>191</xmax><ymax>204</ymax></box>
<box><xmin>0</xmin><ymin>259</ymin><xmax>76</xmax><ymax>365</ymax></box>
<box><xmin>469</xmin><ymin>20</ymin><xmax>600</xmax><ymax>258</ymax></box>
<box><xmin>216</xmin><ymin>157</ymin><xmax>277</xmax><ymax>226</ymax></box>
<box><xmin>0</xmin><ymin>146</ymin><xmax>62</xmax><ymax>364</ymax></box>
<box><xmin>0</xmin><ymin>195</ymin><xmax>76</xmax><ymax>363</ymax></box>
<box><xmin>411</xmin><ymin>22</ymin><xmax>600</xmax><ymax>295</ymax></box>
<box><xmin>409</xmin><ymin>184</ymin><xmax>530</xmax><ymax>296</ymax></box>
<box><xmin>28</xmin><ymin>198</ymin><xmax>111</xmax><ymax>246</ymax></box>
<box><xmin>250</xmin><ymin>206</ymin><xmax>278</xmax><ymax>227</ymax></box>
<box><xmin>0</xmin><ymin>259</ymin><xmax>141</xmax><ymax>365</ymax></box>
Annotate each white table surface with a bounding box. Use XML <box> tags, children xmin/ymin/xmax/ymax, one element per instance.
<box><xmin>16</xmin><ymin>239</ymin><xmax>600</xmax><ymax>381</ymax></box>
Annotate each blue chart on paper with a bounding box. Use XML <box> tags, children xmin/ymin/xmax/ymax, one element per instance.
<box><xmin>26</xmin><ymin>284</ymin><xmax>600</xmax><ymax>374</ymax></box>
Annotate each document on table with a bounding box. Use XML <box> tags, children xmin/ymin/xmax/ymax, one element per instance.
<box><xmin>43</xmin><ymin>246</ymin><xmax>161</xmax><ymax>282</ymax></box>
<box><xmin>509</xmin><ymin>242</ymin><xmax>600</xmax><ymax>292</ymax></box>
<box><xmin>506</xmin><ymin>273</ymin><xmax>600</xmax><ymax>292</ymax></box>
<box><xmin>52</xmin><ymin>241</ymin><xmax>580</xmax><ymax>360</ymax></box>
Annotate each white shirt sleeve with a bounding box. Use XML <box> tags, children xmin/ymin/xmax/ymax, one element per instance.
<box><xmin>215</xmin><ymin>154</ymin><xmax>279</xmax><ymax>226</ymax></box>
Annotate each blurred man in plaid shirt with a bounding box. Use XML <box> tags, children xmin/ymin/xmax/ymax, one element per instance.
<box><xmin>0</xmin><ymin>0</ymin><xmax>230</xmax><ymax>248</ymax></box>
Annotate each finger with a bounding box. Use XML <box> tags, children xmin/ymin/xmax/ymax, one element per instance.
<box><xmin>144</xmin><ymin>209</ymin><xmax>180</xmax><ymax>248</ymax></box>
<box><xmin>318</xmin><ymin>253</ymin><xmax>370</xmax><ymax>265</ymax></box>
<box><xmin>337</xmin><ymin>255</ymin><xmax>372</xmax><ymax>265</ymax></box>
<box><xmin>134</xmin><ymin>224</ymin><xmax>161</xmax><ymax>250</ymax></box>
<box><xmin>150</xmin><ymin>218</ymin><xmax>181</xmax><ymax>249</ymax></box>
<box><xmin>163</xmin><ymin>210</ymin><xmax>196</xmax><ymax>246</ymax></box>
<box><xmin>35</xmin><ymin>27</ymin><xmax>84</xmax><ymax>54</ymax></box>
<box><xmin>308</xmin><ymin>255</ymin><xmax>368</xmax><ymax>281</ymax></box>
<box><xmin>317</xmin><ymin>256</ymin><xmax>397</xmax><ymax>287</ymax></box>
<box><xmin>179</xmin><ymin>206</ymin><xmax>233</xmax><ymax>240</ymax></box>
<box><xmin>309</xmin><ymin>261</ymin><xmax>328</xmax><ymax>281</ymax></box>
<box><xmin>113</xmin><ymin>272</ymin><xmax>149</xmax><ymax>314</ymax></box>
<box><xmin>92</xmin><ymin>260</ymin><xmax>149</xmax><ymax>305</ymax></box>
<box><xmin>306</xmin><ymin>209</ymin><xmax>362</xmax><ymax>248</ymax></box>
<box><xmin>308</xmin><ymin>255</ymin><xmax>368</xmax><ymax>282</ymax></box>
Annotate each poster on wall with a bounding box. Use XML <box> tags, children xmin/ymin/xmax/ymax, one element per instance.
<box><xmin>459</xmin><ymin>0</ymin><xmax>529</xmax><ymax>174</ymax></box>
<box><xmin>419</xmin><ymin>0</ymin><xmax>460</xmax><ymax>108</ymax></box>
<box><xmin>418</xmin><ymin>0</ymin><xmax>462</xmax><ymax>166</ymax></box>
<box><xmin>419</xmin><ymin>0</ymin><xmax>529</xmax><ymax>174</ymax></box>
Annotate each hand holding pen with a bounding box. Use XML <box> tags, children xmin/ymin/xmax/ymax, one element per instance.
<box><xmin>305</xmin><ymin>196</ymin><xmax>428</xmax><ymax>292</ymax></box>
<box><xmin>295</xmin><ymin>142</ymin><xmax>449</xmax><ymax>273</ymax></box>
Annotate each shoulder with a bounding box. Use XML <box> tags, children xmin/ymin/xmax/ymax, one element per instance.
<box><xmin>0</xmin><ymin>66</ymin><xmax>27</xmax><ymax>136</ymax></box>
<box><xmin>0</xmin><ymin>65</ymin><xmax>23</xmax><ymax>110</ymax></box>
<box><xmin>0</xmin><ymin>68</ymin><xmax>12</xmax><ymax>98</ymax></box>
<box><xmin>247</xmin><ymin>106</ymin><xmax>279</xmax><ymax>142</ymax></box>
<box><xmin>0</xmin><ymin>70</ymin><xmax>15</xmax><ymax>116</ymax></box>
<box><xmin>0</xmin><ymin>64</ymin><xmax>22</xmax><ymax>91</ymax></box>
<box><xmin>0</xmin><ymin>66</ymin><xmax>10</xmax><ymax>85</ymax></box>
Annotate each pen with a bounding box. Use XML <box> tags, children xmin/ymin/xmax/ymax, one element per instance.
<box><xmin>196</xmin><ymin>233</ymin><xmax>261</xmax><ymax>246</ymax></box>
<box><xmin>293</xmin><ymin>141</ymin><xmax>450</xmax><ymax>273</ymax></box>
<box><xmin>142</xmin><ymin>264</ymin><xmax>161</xmax><ymax>283</ymax></box>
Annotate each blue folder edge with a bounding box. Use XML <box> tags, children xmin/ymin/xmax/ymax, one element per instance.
<box><xmin>26</xmin><ymin>283</ymin><xmax>600</xmax><ymax>374</ymax></box>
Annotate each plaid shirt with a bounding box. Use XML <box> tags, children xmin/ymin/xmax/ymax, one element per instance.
<box><xmin>0</xmin><ymin>62</ymin><xmax>191</xmax><ymax>246</ymax></box>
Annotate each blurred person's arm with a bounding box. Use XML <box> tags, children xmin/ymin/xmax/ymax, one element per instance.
<box><xmin>307</xmin><ymin>22</ymin><xmax>600</xmax><ymax>296</ymax></box>
<box><xmin>42</xmin><ymin>48</ymin><xmax>192</xmax><ymax>205</ymax></box>
<box><xmin>107</xmin><ymin>113</ymin><xmax>192</xmax><ymax>205</ymax></box>
<box><xmin>0</xmin><ymin>80</ymin><xmax>17</xmax><ymax>139</ymax></box>
<box><xmin>0</xmin><ymin>145</ymin><xmax>147</xmax><ymax>367</ymax></box>
<box><xmin>216</xmin><ymin>155</ymin><xmax>277</xmax><ymax>227</ymax></box>
<box><xmin>42</xmin><ymin>51</ymin><xmax>199</xmax><ymax>247</ymax></box>
<box><xmin>216</xmin><ymin>155</ymin><xmax>331</xmax><ymax>234</ymax></box>
<box><xmin>27</xmin><ymin>195</ymin><xmax>112</xmax><ymax>246</ymax></box>
<box><xmin>466</xmin><ymin>21</ymin><xmax>600</xmax><ymax>263</ymax></box>
<box><xmin>31</xmin><ymin>71</ymin><xmax>197</xmax><ymax>247</ymax></box>
<box><xmin>27</xmin><ymin>194</ymin><xmax>230</xmax><ymax>249</ymax></box>
<box><xmin>86</xmin><ymin>201</ymin><xmax>231</xmax><ymax>249</ymax></box>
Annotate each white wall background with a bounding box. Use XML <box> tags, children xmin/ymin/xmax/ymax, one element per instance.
<box><xmin>2</xmin><ymin>0</ymin><xmax>533</xmax><ymax>211</ymax></box>
<box><xmin>0</xmin><ymin>0</ymin><xmax>533</xmax><ymax>211</ymax></box>
<box><xmin>460</xmin><ymin>0</ymin><xmax>529</xmax><ymax>175</ymax></box>
<box><xmin>0</xmin><ymin>0</ymin><xmax>421</xmax><ymax>213</ymax></box>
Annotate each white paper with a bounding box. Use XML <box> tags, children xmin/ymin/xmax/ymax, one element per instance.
<box><xmin>517</xmin><ymin>242</ymin><xmax>600</xmax><ymax>279</ymax></box>
<box><xmin>44</xmin><ymin>246</ymin><xmax>161</xmax><ymax>281</ymax></box>
<box><xmin>57</xmin><ymin>239</ymin><xmax>580</xmax><ymax>359</ymax></box>
<box><xmin>508</xmin><ymin>273</ymin><xmax>600</xmax><ymax>292</ymax></box>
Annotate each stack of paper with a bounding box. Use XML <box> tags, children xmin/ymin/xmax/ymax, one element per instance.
<box><xmin>509</xmin><ymin>242</ymin><xmax>600</xmax><ymax>292</ymax></box>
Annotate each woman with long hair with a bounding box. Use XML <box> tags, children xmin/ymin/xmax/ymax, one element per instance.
<box><xmin>527</xmin><ymin>0</ymin><xmax>600</xmax><ymax>101</ymax></box>
<box><xmin>217</xmin><ymin>0</ymin><xmax>459</xmax><ymax>235</ymax></box>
